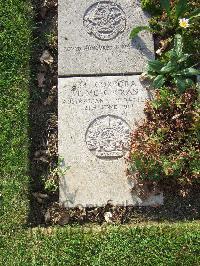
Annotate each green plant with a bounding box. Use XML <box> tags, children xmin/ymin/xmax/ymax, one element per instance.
<box><xmin>145</xmin><ymin>34</ymin><xmax>200</xmax><ymax>93</ymax></box>
<box><xmin>129</xmin><ymin>87</ymin><xmax>200</xmax><ymax>186</ymax></box>
<box><xmin>44</xmin><ymin>157</ymin><xmax>70</xmax><ymax>192</ymax></box>
<box><xmin>45</xmin><ymin>31</ymin><xmax>57</xmax><ymax>49</ymax></box>
<box><xmin>130</xmin><ymin>0</ymin><xmax>200</xmax><ymax>39</ymax></box>
<box><xmin>141</xmin><ymin>0</ymin><xmax>161</xmax><ymax>16</ymax></box>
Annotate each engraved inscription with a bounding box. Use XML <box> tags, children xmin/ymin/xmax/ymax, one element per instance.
<box><xmin>85</xmin><ymin>115</ymin><xmax>131</xmax><ymax>159</ymax></box>
<box><xmin>83</xmin><ymin>1</ymin><xmax>126</xmax><ymax>41</ymax></box>
<box><xmin>62</xmin><ymin>78</ymin><xmax>149</xmax><ymax>117</ymax></box>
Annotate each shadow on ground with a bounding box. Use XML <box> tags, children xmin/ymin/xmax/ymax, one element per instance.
<box><xmin>28</xmin><ymin>0</ymin><xmax>58</xmax><ymax>226</ymax></box>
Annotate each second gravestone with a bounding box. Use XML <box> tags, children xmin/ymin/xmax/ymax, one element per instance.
<box><xmin>58</xmin><ymin>0</ymin><xmax>163</xmax><ymax>207</ymax></box>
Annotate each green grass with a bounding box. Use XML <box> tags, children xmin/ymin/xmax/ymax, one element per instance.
<box><xmin>1</xmin><ymin>223</ymin><xmax>200</xmax><ymax>265</ymax></box>
<box><xmin>0</xmin><ymin>0</ymin><xmax>32</xmax><ymax>229</ymax></box>
<box><xmin>0</xmin><ymin>1</ymin><xmax>200</xmax><ymax>265</ymax></box>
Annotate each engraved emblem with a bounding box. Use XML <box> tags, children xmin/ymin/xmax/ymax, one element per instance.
<box><xmin>85</xmin><ymin>115</ymin><xmax>131</xmax><ymax>159</ymax></box>
<box><xmin>83</xmin><ymin>1</ymin><xmax>126</xmax><ymax>41</ymax></box>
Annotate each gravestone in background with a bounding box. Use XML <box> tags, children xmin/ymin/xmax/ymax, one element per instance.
<box><xmin>58</xmin><ymin>0</ymin><xmax>163</xmax><ymax>207</ymax></box>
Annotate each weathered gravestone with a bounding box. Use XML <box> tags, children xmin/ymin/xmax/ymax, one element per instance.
<box><xmin>58</xmin><ymin>0</ymin><xmax>163</xmax><ymax>207</ymax></box>
<box><xmin>59</xmin><ymin>0</ymin><xmax>154</xmax><ymax>75</ymax></box>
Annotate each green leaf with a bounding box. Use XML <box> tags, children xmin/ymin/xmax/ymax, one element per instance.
<box><xmin>190</xmin><ymin>8</ymin><xmax>200</xmax><ymax>17</ymax></box>
<box><xmin>168</xmin><ymin>50</ymin><xmax>179</xmax><ymax>62</ymax></box>
<box><xmin>177</xmin><ymin>68</ymin><xmax>200</xmax><ymax>77</ymax></box>
<box><xmin>175</xmin><ymin>0</ymin><xmax>187</xmax><ymax>19</ymax></box>
<box><xmin>173</xmin><ymin>34</ymin><xmax>183</xmax><ymax>57</ymax></box>
<box><xmin>160</xmin><ymin>62</ymin><xmax>176</xmax><ymax>73</ymax></box>
<box><xmin>147</xmin><ymin>60</ymin><xmax>164</xmax><ymax>73</ymax></box>
<box><xmin>185</xmin><ymin>78</ymin><xmax>195</xmax><ymax>87</ymax></box>
<box><xmin>190</xmin><ymin>12</ymin><xmax>200</xmax><ymax>20</ymax></box>
<box><xmin>130</xmin><ymin>26</ymin><xmax>151</xmax><ymax>39</ymax></box>
<box><xmin>174</xmin><ymin>77</ymin><xmax>194</xmax><ymax>93</ymax></box>
<box><xmin>174</xmin><ymin>77</ymin><xmax>187</xmax><ymax>93</ymax></box>
<box><xmin>160</xmin><ymin>0</ymin><xmax>171</xmax><ymax>17</ymax></box>
<box><xmin>153</xmin><ymin>75</ymin><xmax>165</xmax><ymax>88</ymax></box>
<box><xmin>177</xmin><ymin>54</ymin><xmax>190</xmax><ymax>63</ymax></box>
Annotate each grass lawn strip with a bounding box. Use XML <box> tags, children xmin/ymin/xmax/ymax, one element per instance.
<box><xmin>0</xmin><ymin>0</ymin><xmax>32</xmax><ymax>229</ymax></box>
<box><xmin>1</xmin><ymin>223</ymin><xmax>200</xmax><ymax>265</ymax></box>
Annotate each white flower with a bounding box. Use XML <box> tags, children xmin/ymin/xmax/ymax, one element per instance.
<box><xmin>156</xmin><ymin>48</ymin><xmax>162</xmax><ymax>56</ymax></box>
<box><xmin>104</xmin><ymin>212</ymin><xmax>113</xmax><ymax>223</ymax></box>
<box><xmin>179</xmin><ymin>18</ymin><xmax>189</xmax><ymax>28</ymax></box>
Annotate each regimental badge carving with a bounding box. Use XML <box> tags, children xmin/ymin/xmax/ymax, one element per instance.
<box><xmin>83</xmin><ymin>1</ymin><xmax>126</xmax><ymax>41</ymax></box>
<box><xmin>85</xmin><ymin>115</ymin><xmax>131</xmax><ymax>159</ymax></box>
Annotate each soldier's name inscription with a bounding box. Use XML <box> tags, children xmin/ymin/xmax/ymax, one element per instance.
<box><xmin>62</xmin><ymin>78</ymin><xmax>148</xmax><ymax>113</ymax></box>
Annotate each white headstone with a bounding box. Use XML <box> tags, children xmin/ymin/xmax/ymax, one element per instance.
<box><xmin>58</xmin><ymin>0</ymin><xmax>154</xmax><ymax>76</ymax></box>
<box><xmin>59</xmin><ymin>75</ymin><xmax>163</xmax><ymax>207</ymax></box>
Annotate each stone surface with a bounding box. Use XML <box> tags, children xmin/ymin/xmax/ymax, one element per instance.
<box><xmin>59</xmin><ymin>75</ymin><xmax>163</xmax><ymax>207</ymax></box>
<box><xmin>58</xmin><ymin>0</ymin><xmax>154</xmax><ymax>76</ymax></box>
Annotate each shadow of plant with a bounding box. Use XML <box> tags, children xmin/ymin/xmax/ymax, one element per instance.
<box><xmin>28</xmin><ymin>0</ymin><xmax>58</xmax><ymax>226</ymax></box>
